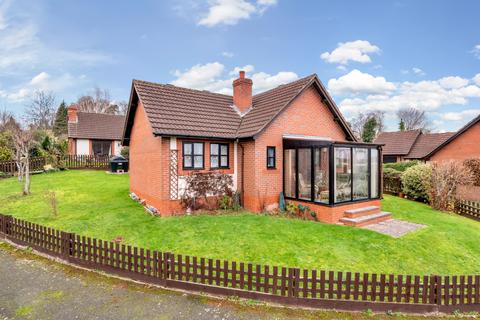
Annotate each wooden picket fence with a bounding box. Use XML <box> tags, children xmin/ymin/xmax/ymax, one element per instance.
<box><xmin>454</xmin><ymin>199</ymin><xmax>480</xmax><ymax>222</ymax></box>
<box><xmin>0</xmin><ymin>214</ymin><xmax>479</xmax><ymax>313</ymax></box>
<box><xmin>0</xmin><ymin>157</ymin><xmax>46</xmax><ymax>176</ymax></box>
<box><xmin>63</xmin><ymin>155</ymin><xmax>110</xmax><ymax>169</ymax></box>
<box><xmin>0</xmin><ymin>155</ymin><xmax>110</xmax><ymax>176</ymax></box>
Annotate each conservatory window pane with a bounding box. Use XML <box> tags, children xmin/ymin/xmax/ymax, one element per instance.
<box><xmin>298</xmin><ymin>148</ymin><xmax>312</xmax><ymax>200</ymax></box>
<box><xmin>284</xmin><ymin>149</ymin><xmax>296</xmax><ymax>198</ymax></box>
<box><xmin>353</xmin><ymin>148</ymin><xmax>369</xmax><ymax>200</ymax></box>
<box><xmin>334</xmin><ymin>147</ymin><xmax>351</xmax><ymax>202</ymax></box>
<box><xmin>371</xmin><ymin>149</ymin><xmax>379</xmax><ymax>198</ymax></box>
<box><xmin>314</xmin><ymin>148</ymin><xmax>329</xmax><ymax>203</ymax></box>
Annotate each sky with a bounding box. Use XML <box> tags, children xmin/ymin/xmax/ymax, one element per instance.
<box><xmin>0</xmin><ymin>0</ymin><xmax>479</xmax><ymax>132</ymax></box>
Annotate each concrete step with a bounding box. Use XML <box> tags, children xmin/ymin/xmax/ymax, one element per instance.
<box><xmin>340</xmin><ymin>211</ymin><xmax>392</xmax><ymax>227</ymax></box>
<box><xmin>344</xmin><ymin>205</ymin><xmax>381</xmax><ymax>218</ymax></box>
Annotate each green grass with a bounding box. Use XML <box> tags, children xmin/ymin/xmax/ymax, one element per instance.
<box><xmin>1</xmin><ymin>170</ymin><xmax>479</xmax><ymax>275</ymax></box>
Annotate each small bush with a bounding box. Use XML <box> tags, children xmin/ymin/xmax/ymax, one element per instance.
<box><xmin>384</xmin><ymin>160</ymin><xmax>421</xmax><ymax>172</ymax></box>
<box><xmin>383</xmin><ymin>167</ymin><xmax>402</xmax><ymax>194</ymax></box>
<box><xmin>180</xmin><ymin>172</ymin><xmax>233</xmax><ymax>211</ymax></box>
<box><xmin>121</xmin><ymin>146</ymin><xmax>130</xmax><ymax>159</ymax></box>
<box><xmin>463</xmin><ymin>158</ymin><xmax>480</xmax><ymax>186</ymax></box>
<box><xmin>402</xmin><ymin>163</ymin><xmax>432</xmax><ymax>202</ymax></box>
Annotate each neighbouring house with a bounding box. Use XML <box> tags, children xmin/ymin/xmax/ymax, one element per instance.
<box><xmin>426</xmin><ymin>114</ymin><xmax>480</xmax><ymax>162</ymax></box>
<box><xmin>374</xmin><ymin>130</ymin><xmax>455</xmax><ymax>163</ymax></box>
<box><xmin>67</xmin><ymin>105</ymin><xmax>125</xmax><ymax>156</ymax></box>
<box><xmin>122</xmin><ymin>71</ymin><xmax>389</xmax><ymax>226</ymax></box>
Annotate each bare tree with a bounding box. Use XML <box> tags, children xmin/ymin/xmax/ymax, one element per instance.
<box><xmin>24</xmin><ymin>91</ymin><xmax>56</xmax><ymax>130</ymax></box>
<box><xmin>0</xmin><ymin>109</ymin><xmax>20</xmax><ymax>132</ymax></box>
<box><xmin>13</xmin><ymin>127</ymin><xmax>35</xmax><ymax>195</ymax></box>
<box><xmin>396</xmin><ymin>107</ymin><xmax>428</xmax><ymax>131</ymax></box>
<box><xmin>350</xmin><ymin>111</ymin><xmax>385</xmax><ymax>141</ymax></box>
<box><xmin>115</xmin><ymin>101</ymin><xmax>129</xmax><ymax>115</ymax></box>
<box><xmin>77</xmin><ymin>87</ymin><xmax>119</xmax><ymax>114</ymax></box>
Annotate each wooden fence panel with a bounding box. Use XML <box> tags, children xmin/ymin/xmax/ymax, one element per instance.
<box><xmin>454</xmin><ymin>199</ymin><xmax>480</xmax><ymax>221</ymax></box>
<box><xmin>0</xmin><ymin>213</ymin><xmax>479</xmax><ymax>313</ymax></box>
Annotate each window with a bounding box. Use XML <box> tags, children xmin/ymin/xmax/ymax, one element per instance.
<box><xmin>267</xmin><ymin>146</ymin><xmax>276</xmax><ymax>169</ymax></box>
<box><xmin>183</xmin><ymin>142</ymin><xmax>204</xmax><ymax>169</ymax></box>
<box><xmin>334</xmin><ymin>147</ymin><xmax>352</xmax><ymax>203</ymax></box>
<box><xmin>284</xmin><ymin>144</ymin><xmax>381</xmax><ymax>204</ymax></box>
<box><xmin>92</xmin><ymin>140</ymin><xmax>111</xmax><ymax>156</ymax></box>
<box><xmin>353</xmin><ymin>148</ymin><xmax>369</xmax><ymax>200</ymax></box>
<box><xmin>298</xmin><ymin>149</ymin><xmax>311</xmax><ymax>200</ymax></box>
<box><xmin>284</xmin><ymin>149</ymin><xmax>296</xmax><ymax>198</ymax></box>
<box><xmin>210</xmin><ymin>143</ymin><xmax>229</xmax><ymax>169</ymax></box>
<box><xmin>314</xmin><ymin>148</ymin><xmax>329</xmax><ymax>203</ymax></box>
<box><xmin>371</xmin><ymin>149</ymin><xmax>379</xmax><ymax>198</ymax></box>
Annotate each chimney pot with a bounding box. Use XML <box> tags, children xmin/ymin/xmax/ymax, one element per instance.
<box><xmin>233</xmin><ymin>70</ymin><xmax>252</xmax><ymax>114</ymax></box>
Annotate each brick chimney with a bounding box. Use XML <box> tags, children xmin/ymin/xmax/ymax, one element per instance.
<box><xmin>67</xmin><ymin>105</ymin><xmax>78</xmax><ymax>123</ymax></box>
<box><xmin>233</xmin><ymin>71</ymin><xmax>252</xmax><ymax>114</ymax></box>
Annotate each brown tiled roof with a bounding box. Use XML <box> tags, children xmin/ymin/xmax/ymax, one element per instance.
<box><xmin>125</xmin><ymin>74</ymin><xmax>355</xmax><ymax>143</ymax></box>
<box><xmin>68</xmin><ymin>112</ymin><xmax>125</xmax><ymax>140</ymax></box>
<box><xmin>405</xmin><ymin>132</ymin><xmax>455</xmax><ymax>159</ymax></box>
<box><xmin>133</xmin><ymin>80</ymin><xmax>240</xmax><ymax>138</ymax></box>
<box><xmin>374</xmin><ymin>130</ymin><xmax>421</xmax><ymax>155</ymax></box>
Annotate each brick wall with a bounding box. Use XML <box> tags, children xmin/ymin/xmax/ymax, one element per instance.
<box><xmin>430</xmin><ymin>121</ymin><xmax>480</xmax><ymax>162</ymax></box>
<box><xmin>129</xmin><ymin>101</ymin><xmax>166</xmax><ymax>212</ymax></box>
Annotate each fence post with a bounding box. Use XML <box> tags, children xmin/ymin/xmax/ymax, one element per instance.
<box><xmin>60</xmin><ymin>231</ymin><xmax>75</xmax><ymax>261</ymax></box>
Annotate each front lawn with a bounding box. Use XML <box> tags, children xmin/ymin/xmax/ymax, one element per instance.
<box><xmin>1</xmin><ymin>170</ymin><xmax>479</xmax><ymax>275</ymax></box>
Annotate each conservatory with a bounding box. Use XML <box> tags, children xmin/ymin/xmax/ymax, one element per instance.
<box><xmin>283</xmin><ymin>139</ymin><xmax>382</xmax><ymax>206</ymax></box>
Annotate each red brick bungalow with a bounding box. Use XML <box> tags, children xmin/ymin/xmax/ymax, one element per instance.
<box><xmin>426</xmin><ymin>114</ymin><xmax>480</xmax><ymax>162</ymax></box>
<box><xmin>122</xmin><ymin>72</ymin><xmax>389</xmax><ymax>226</ymax></box>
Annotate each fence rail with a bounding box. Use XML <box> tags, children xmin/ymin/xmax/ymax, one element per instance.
<box><xmin>0</xmin><ymin>214</ymin><xmax>479</xmax><ymax>313</ymax></box>
<box><xmin>454</xmin><ymin>199</ymin><xmax>480</xmax><ymax>222</ymax></box>
<box><xmin>64</xmin><ymin>155</ymin><xmax>110</xmax><ymax>169</ymax></box>
<box><xmin>0</xmin><ymin>155</ymin><xmax>110</xmax><ymax>176</ymax></box>
<box><xmin>0</xmin><ymin>157</ymin><xmax>46</xmax><ymax>176</ymax></box>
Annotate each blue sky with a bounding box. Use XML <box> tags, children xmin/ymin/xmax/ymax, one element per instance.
<box><xmin>0</xmin><ymin>0</ymin><xmax>479</xmax><ymax>132</ymax></box>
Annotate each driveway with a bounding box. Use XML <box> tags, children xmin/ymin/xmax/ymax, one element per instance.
<box><xmin>0</xmin><ymin>242</ymin><xmax>434</xmax><ymax>320</ymax></box>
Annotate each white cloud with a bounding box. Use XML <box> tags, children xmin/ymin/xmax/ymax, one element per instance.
<box><xmin>473</xmin><ymin>73</ymin><xmax>480</xmax><ymax>86</ymax></box>
<box><xmin>438</xmin><ymin>76</ymin><xmax>469</xmax><ymax>89</ymax></box>
<box><xmin>171</xmin><ymin>62</ymin><xmax>228</xmax><ymax>92</ymax></box>
<box><xmin>441</xmin><ymin>109</ymin><xmax>480</xmax><ymax>121</ymax></box>
<box><xmin>221</xmin><ymin>51</ymin><xmax>234</xmax><ymax>58</ymax></box>
<box><xmin>412</xmin><ymin>67</ymin><xmax>425</xmax><ymax>76</ymax></box>
<box><xmin>472</xmin><ymin>44</ymin><xmax>480</xmax><ymax>59</ymax></box>
<box><xmin>170</xmin><ymin>62</ymin><xmax>297</xmax><ymax>95</ymax></box>
<box><xmin>6</xmin><ymin>72</ymin><xmax>88</xmax><ymax>102</ymax></box>
<box><xmin>327</xmin><ymin>69</ymin><xmax>396</xmax><ymax>95</ymax></box>
<box><xmin>250</xmin><ymin>71</ymin><xmax>298</xmax><ymax>92</ymax></box>
<box><xmin>230</xmin><ymin>64</ymin><xmax>255</xmax><ymax>75</ymax></box>
<box><xmin>401</xmin><ymin>67</ymin><xmax>425</xmax><ymax>76</ymax></box>
<box><xmin>334</xmin><ymin>72</ymin><xmax>480</xmax><ymax>116</ymax></box>
<box><xmin>198</xmin><ymin>0</ymin><xmax>276</xmax><ymax>27</ymax></box>
<box><xmin>320</xmin><ymin>40</ymin><xmax>380</xmax><ymax>65</ymax></box>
